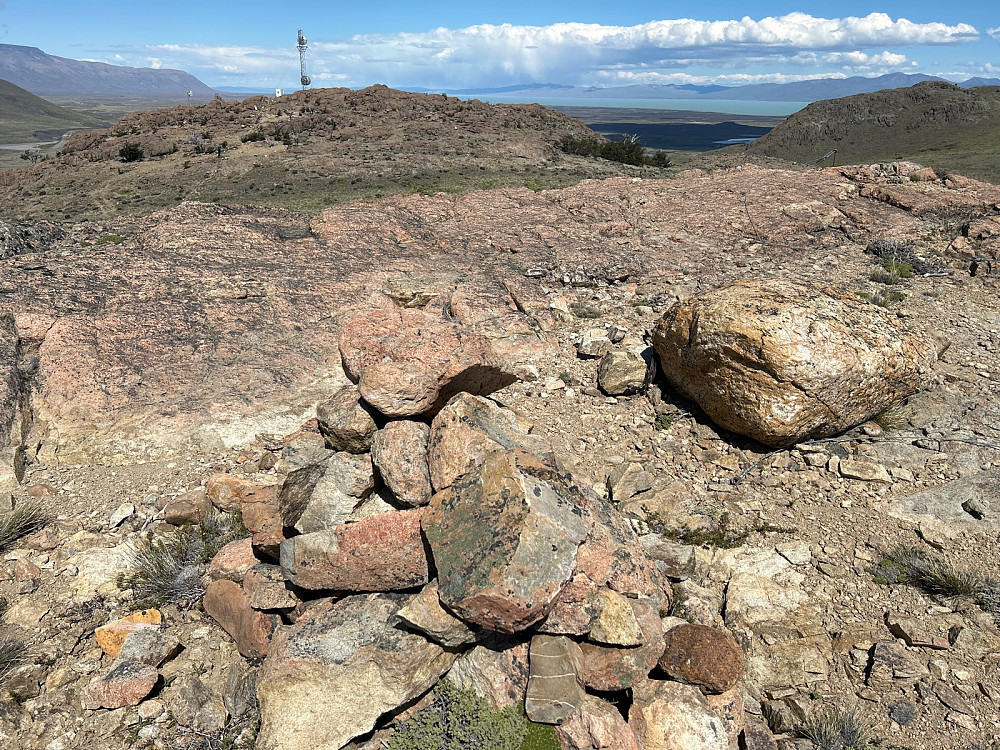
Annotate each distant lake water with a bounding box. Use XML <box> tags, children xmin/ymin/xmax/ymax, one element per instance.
<box><xmin>456</xmin><ymin>95</ymin><xmax>808</xmax><ymax>117</ymax></box>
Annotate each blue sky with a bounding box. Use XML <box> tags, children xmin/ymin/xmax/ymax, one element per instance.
<box><xmin>1</xmin><ymin>1</ymin><xmax>997</xmax><ymax>90</ymax></box>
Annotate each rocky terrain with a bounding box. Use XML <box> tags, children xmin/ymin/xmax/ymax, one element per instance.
<box><xmin>0</xmin><ymin>86</ymin><xmax>646</xmax><ymax>221</ymax></box>
<box><xmin>0</xmin><ymin>156</ymin><xmax>999</xmax><ymax>750</ymax></box>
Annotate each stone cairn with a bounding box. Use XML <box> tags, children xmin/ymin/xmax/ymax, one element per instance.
<box><xmin>193</xmin><ymin>306</ymin><xmax>751</xmax><ymax>750</ymax></box>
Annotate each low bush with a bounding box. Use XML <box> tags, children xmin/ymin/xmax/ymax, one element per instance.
<box><xmin>798</xmin><ymin>702</ymin><xmax>876</xmax><ymax>750</ymax></box>
<box><xmin>0</xmin><ymin>502</ymin><xmax>47</xmax><ymax>554</ymax></box>
<box><xmin>119</xmin><ymin>142</ymin><xmax>144</xmax><ymax>163</ymax></box>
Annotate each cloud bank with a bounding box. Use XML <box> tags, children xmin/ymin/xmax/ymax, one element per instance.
<box><xmin>117</xmin><ymin>13</ymin><xmax>979</xmax><ymax>88</ymax></box>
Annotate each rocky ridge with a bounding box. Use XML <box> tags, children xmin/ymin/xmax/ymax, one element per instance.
<box><xmin>0</xmin><ymin>162</ymin><xmax>998</xmax><ymax>749</ymax></box>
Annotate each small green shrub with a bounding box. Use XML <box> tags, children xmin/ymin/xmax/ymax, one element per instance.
<box><xmin>874</xmin><ymin>545</ymin><xmax>983</xmax><ymax>599</ymax></box>
<box><xmin>241</xmin><ymin>130</ymin><xmax>266</xmax><ymax>143</ymax></box>
<box><xmin>798</xmin><ymin>702</ymin><xmax>877</xmax><ymax>750</ymax></box>
<box><xmin>653</xmin><ymin>412</ymin><xmax>674</xmax><ymax>431</ymax></box>
<box><xmin>96</xmin><ymin>234</ymin><xmax>125</xmax><ymax>245</ymax></box>
<box><xmin>388</xmin><ymin>681</ymin><xmax>527</xmax><ymax>750</ymax></box>
<box><xmin>119</xmin><ymin>142</ymin><xmax>144</xmax><ymax>163</ymax></box>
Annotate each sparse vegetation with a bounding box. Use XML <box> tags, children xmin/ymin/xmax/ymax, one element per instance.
<box><xmin>0</xmin><ymin>635</ymin><xmax>29</xmax><ymax>691</ymax></box>
<box><xmin>872</xmin><ymin>401</ymin><xmax>910</xmax><ymax>432</ymax></box>
<box><xmin>119</xmin><ymin>510</ymin><xmax>246</xmax><ymax>608</ymax></box>
<box><xmin>557</xmin><ymin>133</ymin><xmax>664</xmax><ymax>167</ymax></box>
<box><xmin>798</xmin><ymin>702</ymin><xmax>877</xmax><ymax>750</ymax></box>
<box><xmin>388</xmin><ymin>681</ymin><xmax>529</xmax><ymax>750</ymax></box>
<box><xmin>873</xmin><ymin>545</ymin><xmax>1000</xmax><ymax>624</ymax></box>
<box><xmin>0</xmin><ymin>501</ymin><xmax>47</xmax><ymax>554</ymax></box>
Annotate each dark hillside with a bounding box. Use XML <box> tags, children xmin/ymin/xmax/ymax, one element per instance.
<box><xmin>0</xmin><ymin>78</ymin><xmax>107</xmax><ymax>143</ymax></box>
<box><xmin>745</xmin><ymin>82</ymin><xmax>1000</xmax><ymax>183</ymax></box>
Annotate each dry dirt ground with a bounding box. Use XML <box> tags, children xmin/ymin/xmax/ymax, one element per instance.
<box><xmin>1</xmin><ymin>161</ymin><xmax>999</xmax><ymax>749</ymax></box>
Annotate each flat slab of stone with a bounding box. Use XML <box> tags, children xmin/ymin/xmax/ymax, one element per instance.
<box><xmin>525</xmin><ymin>635</ymin><xmax>585</xmax><ymax>725</ymax></box>
<box><xmin>280</xmin><ymin>508</ymin><xmax>429</xmax><ymax>591</ymax></box>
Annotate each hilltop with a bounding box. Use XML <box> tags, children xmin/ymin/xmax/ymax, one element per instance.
<box><xmin>0</xmin><ymin>78</ymin><xmax>108</xmax><ymax>143</ymax></box>
<box><xmin>0</xmin><ymin>85</ymin><xmax>652</xmax><ymax>222</ymax></box>
<box><xmin>744</xmin><ymin>81</ymin><xmax>1000</xmax><ymax>183</ymax></box>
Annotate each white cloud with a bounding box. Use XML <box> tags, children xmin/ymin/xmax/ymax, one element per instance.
<box><xmin>988</xmin><ymin>27</ymin><xmax>1000</xmax><ymax>40</ymax></box>
<box><xmin>114</xmin><ymin>13</ymin><xmax>979</xmax><ymax>88</ymax></box>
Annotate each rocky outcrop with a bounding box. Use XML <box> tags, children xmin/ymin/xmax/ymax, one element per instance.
<box><xmin>652</xmin><ymin>279</ymin><xmax>936</xmax><ymax>446</ymax></box>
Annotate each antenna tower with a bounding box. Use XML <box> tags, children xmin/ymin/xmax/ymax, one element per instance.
<box><xmin>297</xmin><ymin>29</ymin><xmax>311</xmax><ymax>89</ymax></box>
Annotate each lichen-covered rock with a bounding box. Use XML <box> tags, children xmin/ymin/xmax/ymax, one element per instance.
<box><xmin>256</xmin><ymin>594</ymin><xmax>456</xmax><ymax>750</ymax></box>
<box><xmin>280</xmin><ymin>509</ymin><xmax>429</xmax><ymax>591</ymax></box>
<box><xmin>652</xmin><ymin>279</ymin><xmax>936</xmax><ymax>446</ymax></box>
<box><xmin>316</xmin><ymin>385</ymin><xmax>378</xmax><ymax>453</ymax></box>
<box><xmin>427</xmin><ymin>393</ymin><xmax>553</xmax><ymax>491</ymax></box>
<box><xmin>371</xmin><ymin>420</ymin><xmax>432</xmax><ymax>506</ymax></box>
<box><xmin>422</xmin><ymin>450</ymin><xmax>587</xmax><ymax>633</ymax></box>
<box><xmin>339</xmin><ymin>307</ymin><xmax>516</xmax><ymax>417</ymax></box>
<box><xmin>658</xmin><ymin>623</ymin><xmax>745</xmax><ymax>695</ymax></box>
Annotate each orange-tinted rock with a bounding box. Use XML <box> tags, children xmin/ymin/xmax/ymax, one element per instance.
<box><xmin>163</xmin><ymin>488</ymin><xmax>212</xmax><ymax>525</ymax></box>
<box><xmin>206</xmin><ymin>473</ymin><xmax>258</xmax><ymax>511</ymax></box>
<box><xmin>14</xmin><ymin>558</ymin><xmax>41</xmax><ymax>582</ymax></box>
<box><xmin>339</xmin><ymin>307</ymin><xmax>516</xmax><ymax>418</ymax></box>
<box><xmin>280</xmin><ymin>509</ymin><xmax>428</xmax><ymax>591</ymax></box>
<box><xmin>95</xmin><ymin>609</ymin><xmax>162</xmax><ymax>658</ymax></box>
<box><xmin>202</xmin><ymin>579</ymin><xmax>277</xmax><ymax>658</ymax></box>
<box><xmin>241</xmin><ymin>485</ymin><xmax>284</xmax><ymax>559</ymax></box>
<box><xmin>207</xmin><ymin>537</ymin><xmax>258</xmax><ymax>581</ymax></box>
<box><xmin>370</xmin><ymin>420</ymin><xmax>432</xmax><ymax>506</ymax></box>
<box><xmin>80</xmin><ymin>661</ymin><xmax>158</xmax><ymax>710</ymax></box>
<box><xmin>556</xmin><ymin>695</ymin><xmax>641</xmax><ymax>750</ymax></box>
<box><xmin>427</xmin><ymin>392</ymin><xmax>553</xmax><ymax>491</ymax></box>
<box><xmin>658</xmin><ymin>623</ymin><xmax>745</xmax><ymax>695</ymax></box>
<box><xmin>446</xmin><ymin>636</ymin><xmax>529</xmax><ymax>710</ymax></box>
<box><xmin>706</xmin><ymin>686</ymin><xmax>746</xmax><ymax>746</ymax></box>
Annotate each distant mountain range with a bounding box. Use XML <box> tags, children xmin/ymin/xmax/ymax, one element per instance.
<box><xmin>441</xmin><ymin>73</ymin><xmax>1000</xmax><ymax>103</ymax></box>
<box><xmin>0</xmin><ymin>44</ymin><xmax>216</xmax><ymax>99</ymax></box>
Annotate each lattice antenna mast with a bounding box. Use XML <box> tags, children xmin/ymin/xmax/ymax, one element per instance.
<box><xmin>297</xmin><ymin>29</ymin><xmax>311</xmax><ymax>89</ymax></box>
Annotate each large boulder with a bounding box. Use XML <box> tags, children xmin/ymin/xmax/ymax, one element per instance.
<box><xmin>339</xmin><ymin>307</ymin><xmax>516</xmax><ymax>418</ymax></box>
<box><xmin>422</xmin><ymin>450</ymin><xmax>587</xmax><ymax>633</ymax></box>
<box><xmin>658</xmin><ymin>623</ymin><xmax>745</xmax><ymax>695</ymax></box>
<box><xmin>256</xmin><ymin>594</ymin><xmax>456</xmax><ymax>750</ymax></box>
<box><xmin>556</xmin><ymin>695</ymin><xmax>641</xmax><ymax>750</ymax></box>
<box><xmin>427</xmin><ymin>392</ymin><xmax>553</xmax><ymax>491</ymax></box>
<box><xmin>651</xmin><ymin>279</ymin><xmax>935</xmax><ymax>446</ymax></box>
<box><xmin>578</xmin><ymin>599</ymin><xmax>664</xmax><ymax>690</ymax></box>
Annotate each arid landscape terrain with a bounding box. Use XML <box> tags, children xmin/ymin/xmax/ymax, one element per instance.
<box><xmin>0</xmin><ymin>85</ymin><xmax>999</xmax><ymax>750</ymax></box>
